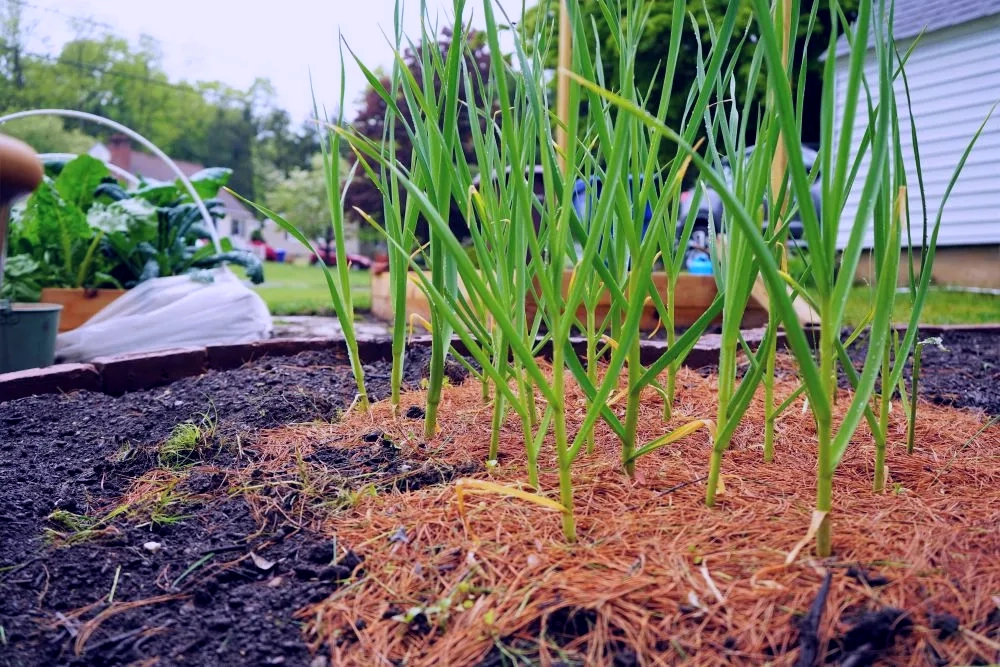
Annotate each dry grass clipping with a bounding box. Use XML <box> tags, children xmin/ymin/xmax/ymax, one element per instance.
<box><xmin>255</xmin><ymin>359</ymin><xmax>1000</xmax><ymax>666</ymax></box>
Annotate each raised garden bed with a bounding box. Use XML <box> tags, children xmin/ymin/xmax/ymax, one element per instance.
<box><xmin>39</xmin><ymin>288</ymin><xmax>126</xmax><ymax>333</ymax></box>
<box><xmin>370</xmin><ymin>270</ymin><xmax>810</xmax><ymax>331</ymax></box>
<box><xmin>1</xmin><ymin>326</ymin><xmax>998</xmax><ymax>666</ymax></box>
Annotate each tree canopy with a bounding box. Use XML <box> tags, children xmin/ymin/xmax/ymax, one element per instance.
<box><xmin>519</xmin><ymin>0</ymin><xmax>860</xmax><ymax>147</ymax></box>
<box><xmin>342</xmin><ymin>27</ymin><xmax>496</xmax><ymax>240</ymax></box>
<box><xmin>0</xmin><ymin>0</ymin><xmax>320</xmax><ymax>202</ymax></box>
<box><xmin>264</xmin><ymin>153</ymin><xmax>344</xmax><ymax>242</ymax></box>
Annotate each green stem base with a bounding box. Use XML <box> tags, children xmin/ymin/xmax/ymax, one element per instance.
<box><xmin>705</xmin><ymin>449</ymin><xmax>724</xmax><ymax>507</ymax></box>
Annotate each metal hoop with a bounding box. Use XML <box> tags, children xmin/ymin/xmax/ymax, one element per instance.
<box><xmin>38</xmin><ymin>153</ymin><xmax>142</xmax><ymax>187</ymax></box>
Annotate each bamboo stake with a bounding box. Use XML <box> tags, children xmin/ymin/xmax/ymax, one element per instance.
<box><xmin>760</xmin><ymin>0</ymin><xmax>795</xmax><ymax>464</ymax></box>
<box><xmin>756</xmin><ymin>0</ymin><xmax>797</xmax><ymax>321</ymax></box>
<box><xmin>556</xmin><ymin>0</ymin><xmax>572</xmax><ymax>173</ymax></box>
<box><xmin>753</xmin><ymin>0</ymin><xmax>794</xmax><ymax>316</ymax></box>
<box><xmin>753</xmin><ymin>0</ymin><xmax>802</xmax><ymax>319</ymax></box>
<box><xmin>769</xmin><ymin>0</ymin><xmax>792</xmax><ymax>222</ymax></box>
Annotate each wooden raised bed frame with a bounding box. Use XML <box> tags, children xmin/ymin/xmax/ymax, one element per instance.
<box><xmin>370</xmin><ymin>270</ymin><xmax>817</xmax><ymax>331</ymax></box>
<box><xmin>39</xmin><ymin>287</ymin><xmax>126</xmax><ymax>333</ymax></box>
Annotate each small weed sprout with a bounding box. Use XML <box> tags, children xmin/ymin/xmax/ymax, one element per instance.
<box><xmin>48</xmin><ymin>510</ymin><xmax>96</xmax><ymax>532</ymax></box>
<box><xmin>112</xmin><ymin>441</ymin><xmax>135</xmax><ymax>463</ymax></box>
<box><xmin>44</xmin><ymin>510</ymin><xmax>113</xmax><ymax>547</ymax></box>
<box><xmin>159</xmin><ymin>412</ymin><xmax>216</xmax><ymax>469</ymax></box>
<box><xmin>159</xmin><ymin>423</ymin><xmax>202</xmax><ymax>469</ymax></box>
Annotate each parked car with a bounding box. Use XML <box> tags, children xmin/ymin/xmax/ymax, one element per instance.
<box><xmin>310</xmin><ymin>245</ymin><xmax>373</xmax><ymax>270</ymax></box>
<box><xmin>251</xmin><ymin>239</ymin><xmax>279</xmax><ymax>262</ymax></box>
<box><xmin>677</xmin><ymin>144</ymin><xmax>822</xmax><ymax>265</ymax></box>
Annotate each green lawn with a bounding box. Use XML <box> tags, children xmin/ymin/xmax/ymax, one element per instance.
<box><xmin>783</xmin><ymin>252</ymin><xmax>1000</xmax><ymax>325</ymax></box>
<box><xmin>239</xmin><ymin>260</ymin><xmax>1000</xmax><ymax>326</ymax></box>
<box><xmin>239</xmin><ymin>260</ymin><xmax>372</xmax><ymax>315</ymax></box>
<box><xmin>840</xmin><ymin>285</ymin><xmax>1000</xmax><ymax>327</ymax></box>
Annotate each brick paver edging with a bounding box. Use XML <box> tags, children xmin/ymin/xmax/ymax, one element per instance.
<box><xmin>2</xmin><ymin>325</ymin><xmax>997</xmax><ymax>403</ymax></box>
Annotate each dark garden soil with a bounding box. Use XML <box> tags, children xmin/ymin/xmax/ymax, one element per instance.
<box><xmin>1</xmin><ymin>327</ymin><xmax>998</xmax><ymax>666</ymax></box>
<box><xmin>0</xmin><ymin>347</ymin><xmax>474</xmax><ymax>667</ymax></box>
<box><xmin>697</xmin><ymin>326</ymin><xmax>999</xmax><ymax>417</ymax></box>
<box><xmin>841</xmin><ymin>327</ymin><xmax>1000</xmax><ymax>417</ymax></box>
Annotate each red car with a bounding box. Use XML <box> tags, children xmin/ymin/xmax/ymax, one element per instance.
<box><xmin>309</xmin><ymin>246</ymin><xmax>372</xmax><ymax>269</ymax></box>
<box><xmin>250</xmin><ymin>240</ymin><xmax>279</xmax><ymax>262</ymax></box>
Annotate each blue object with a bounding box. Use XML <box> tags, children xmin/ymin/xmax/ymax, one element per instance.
<box><xmin>275</xmin><ymin>249</ymin><xmax>287</xmax><ymax>263</ymax></box>
<box><xmin>687</xmin><ymin>255</ymin><xmax>714</xmax><ymax>275</ymax></box>
<box><xmin>571</xmin><ymin>175</ymin><xmax>654</xmax><ymax>238</ymax></box>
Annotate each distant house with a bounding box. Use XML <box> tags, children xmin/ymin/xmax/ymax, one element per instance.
<box><xmin>89</xmin><ymin>134</ymin><xmax>313</xmax><ymax>260</ymax></box>
<box><xmin>832</xmin><ymin>0</ymin><xmax>1000</xmax><ymax>288</ymax></box>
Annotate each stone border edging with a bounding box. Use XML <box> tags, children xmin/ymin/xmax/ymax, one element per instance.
<box><xmin>2</xmin><ymin>324</ymin><xmax>997</xmax><ymax>403</ymax></box>
<box><xmin>0</xmin><ymin>335</ymin><xmax>394</xmax><ymax>403</ymax></box>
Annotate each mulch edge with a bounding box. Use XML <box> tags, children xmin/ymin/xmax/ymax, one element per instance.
<box><xmin>1</xmin><ymin>323</ymin><xmax>997</xmax><ymax>403</ymax></box>
<box><xmin>266</xmin><ymin>367</ymin><xmax>1000</xmax><ymax>667</ymax></box>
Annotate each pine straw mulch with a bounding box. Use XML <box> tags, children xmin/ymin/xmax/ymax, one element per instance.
<box><xmin>244</xmin><ymin>358</ymin><xmax>1000</xmax><ymax>666</ymax></box>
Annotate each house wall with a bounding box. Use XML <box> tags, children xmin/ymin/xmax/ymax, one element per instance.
<box><xmin>222</xmin><ymin>212</ymin><xmax>261</xmax><ymax>248</ymax></box>
<box><xmin>258</xmin><ymin>219</ymin><xmax>312</xmax><ymax>259</ymax></box>
<box><xmin>833</xmin><ymin>15</ymin><xmax>1000</xmax><ymax>254</ymax></box>
<box><xmin>212</xmin><ymin>214</ymin><xmax>261</xmax><ymax>253</ymax></box>
<box><xmin>214</xmin><ymin>215</ymin><xmax>239</xmax><ymax>247</ymax></box>
<box><xmin>854</xmin><ymin>244</ymin><xmax>1000</xmax><ymax>289</ymax></box>
<box><xmin>254</xmin><ymin>218</ymin><xmax>360</xmax><ymax>260</ymax></box>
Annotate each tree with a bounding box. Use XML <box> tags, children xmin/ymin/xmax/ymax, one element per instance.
<box><xmin>249</xmin><ymin>76</ymin><xmax>322</xmax><ymax>196</ymax></box>
<box><xmin>264</xmin><ymin>153</ymin><xmax>358</xmax><ymax>247</ymax></box>
<box><xmin>0</xmin><ymin>0</ymin><xmax>30</xmax><ymax>100</ymax></box>
<box><xmin>0</xmin><ymin>115</ymin><xmax>97</xmax><ymax>154</ymax></box>
<box><xmin>343</xmin><ymin>27</ymin><xmax>496</xmax><ymax>240</ymax></box>
<box><xmin>0</xmin><ymin>8</ymin><xmax>314</xmax><ymax>203</ymax></box>
<box><xmin>519</xmin><ymin>0</ymin><xmax>860</xmax><ymax>147</ymax></box>
<box><xmin>256</xmin><ymin>108</ymin><xmax>321</xmax><ymax>173</ymax></box>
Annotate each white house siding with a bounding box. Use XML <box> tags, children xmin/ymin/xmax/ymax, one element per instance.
<box><xmin>832</xmin><ymin>14</ymin><xmax>1000</xmax><ymax>249</ymax></box>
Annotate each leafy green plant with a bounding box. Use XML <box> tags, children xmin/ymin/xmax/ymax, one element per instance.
<box><xmin>574</xmin><ymin>0</ymin><xmax>896</xmax><ymax>557</ymax></box>
<box><xmin>4</xmin><ymin>155</ymin><xmax>264</xmax><ymax>293</ymax></box>
<box><xmin>573</xmin><ymin>0</ymin><xmax>991</xmax><ymax>555</ymax></box>
<box><xmin>7</xmin><ymin>155</ymin><xmax>118</xmax><ymax>290</ymax></box>
<box><xmin>95</xmin><ymin>168</ymin><xmax>264</xmax><ymax>287</ymax></box>
<box><xmin>336</xmin><ymin>0</ymin><xmax>736</xmax><ymax>542</ymax></box>
<box><xmin>0</xmin><ymin>255</ymin><xmax>42</xmax><ymax>301</ymax></box>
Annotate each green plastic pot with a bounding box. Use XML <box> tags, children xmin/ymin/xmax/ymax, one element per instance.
<box><xmin>0</xmin><ymin>302</ymin><xmax>63</xmax><ymax>374</ymax></box>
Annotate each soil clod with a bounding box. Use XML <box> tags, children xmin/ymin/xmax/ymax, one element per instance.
<box><xmin>929</xmin><ymin>611</ymin><xmax>960</xmax><ymax>639</ymax></box>
<box><xmin>795</xmin><ymin>571</ymin><xmax>833</xmax><ymax>667</ymax></box>
<box><xmin>305</xmin><ymin>542</ymin><xmax>336</xmax><ymax>565</ymax></box>
<box><xmin>829</xmin><ymin>608</ymin><xmax>913</xmax><ymax>665</ymax></box>
<box><xmin>361</xmin><ymin>430</ymin><xmax>384</xmax><ymax>443</ymax></box>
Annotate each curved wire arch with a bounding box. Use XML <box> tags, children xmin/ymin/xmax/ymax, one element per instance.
<box><xmin>38</xmin><ymin>153</ymin><xmax>141</xmax><ymax>187</ymax></box>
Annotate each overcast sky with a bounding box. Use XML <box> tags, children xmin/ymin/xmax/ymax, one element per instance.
<box><xmin>20</xmin><ymin>0</ymin><xmax>525</xmax><ymax>124</ymax></box>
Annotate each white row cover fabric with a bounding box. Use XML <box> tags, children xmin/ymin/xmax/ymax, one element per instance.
<box><xmin>56</xmin><ymin>268</ymin><xmax>272</xmax><ymax>362</ymax></box>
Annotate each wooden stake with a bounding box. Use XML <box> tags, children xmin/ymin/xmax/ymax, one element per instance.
<box><xmin>556</xmin><ymin>0</ymin><xmax>572</xmax><ymax>174</ymax></box>
<box><xmin>769</xmin><ymin>0</ymin><xmax>792</xmax><ymax>231</ymax></box>
<box><xmin>754</xmin><ymin>0</ymin><xmax>816</xmax><ymax>327</ymax></box>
